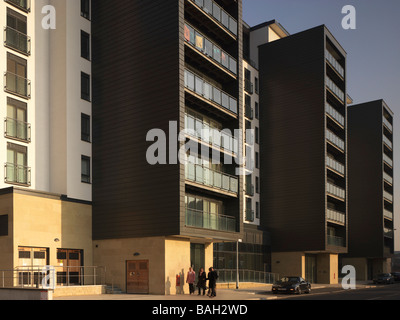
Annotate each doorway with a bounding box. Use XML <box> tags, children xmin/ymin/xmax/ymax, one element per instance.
<box><xmin>305</xmin><ymin>255</ymin><xmax>317</xmax><ymax>283</ymax></box>
<box><xmin>126</xmin><ymin>260</ymin><xmax>149</xmax><ymax>294</ymax></box>
<box><xmin>190</xmin><ymin>243</ymin><xmax>205</xmax><ymax>274</ymax></box>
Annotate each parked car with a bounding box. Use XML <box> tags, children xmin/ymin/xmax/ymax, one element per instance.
<box><xmin>373</xmin><ymin>273</ymin><xmax>395</xmax><ymax>284</ymax></box>
<box><xmin>391</xmin><ymin>272</ymin><xmax>400</xmax><ymax>282</ymax></box>
<box><xmin>272</xmin><ymin>276</ymin><xmax>311</xmax><ymax>294</ymax></box>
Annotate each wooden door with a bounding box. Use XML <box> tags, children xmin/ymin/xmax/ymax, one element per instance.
<box><xmin>126</xmin><ymin>260</ymin><xmax>149</xmax><ymax>294</ymax></box>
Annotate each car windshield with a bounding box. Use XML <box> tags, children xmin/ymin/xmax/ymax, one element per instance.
<box><xmin>281</xmin><ymin>277</ymin><xmax>299</xmax><ymax>283</ymax></box>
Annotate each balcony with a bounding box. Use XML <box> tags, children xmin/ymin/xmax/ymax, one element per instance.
<box><xmin>326</xmin><ymin>76</ymin><xmax>345</xmax><ymax>102</ymax></box>
<box><xmin>5</xmin><ymin>0</ymin><xmax>30</xmax><ymax>12</ymax></box>
<box><xmin>326</xmin><ymin>156</ymin><xmax>345</xmax><ymax>176</ymax></box>
<box><xmin>383</xmin><ymin>153</ymin><xmax>393</xmax><ymax>167</ymax></box>
<box><xmin>244</xmin><ymin>79</ymin><xmax>254</xmax><ymax>94</ymax></box>
<box><xmin>184</xmin><ymin>22</ymin><xmax>237</xmax><ymax>77</ymax></box>
<box><xmin>245</xmin><ymin>183</ymin><xmax>254</xmax><ymax>196</ymax></box>
<box><xmin>245</xmin><ymin>104</ymin><xmax>253</xmax><ymax>120</ymax></box>
<box><xmin>4</xmin><ymin>26</ymin><xmax>31</xmax><ymax>56</ymax></box>
<box><xmin>326</xmin><ymin>103</ymin><xmax>345</xmax><ymax>127</ymax></box>
<box><xmin>383</xmin><ymin>117</ymin><xmax>393</xmax><ymax>132</ymax></box>
<box><xmin>187</xmin><ymin>0</ymin><xmax>238</xmax><ymax>38</ymax></box>
<box><xmin>184</xmin><ymin>69</ymin><xmax>238</xmax><ymax>115</ymax></box>
<box><xmin>384</xmin><ymin>228</ymin><xmax>393</xmax><ymax>239</ymax></box>
<box><xmin>245</xmin><ymin>209</ymin><xmax>254</xmax><ymax>222</ymax></box>
<box><xmin>4</xmin><ymin>117</ymin><xmax>31</xmax><ymax>142</ymax></box>
<box><xmin>383</xmin><ymin>172</ymin><xmax>393</xmax><ymax>185</ymax></box>
<box><xmin>327</xmin><ymin>182</ymin><xmax>345</xmax><ymax>200</ymax></box>
<box><xmin>185</xmin><ymin>207</ymin><xmax>236</xmax><ymax>232</ymax></box>
<box><xmin>185</xmin><ymin>163</ymin><xmax>238</xmax><ymax>195</ymax></box>
<box><xmin>383</xmin><ymin>190</ymin><xmax>393</xmax><ymax>203</ymax></box>
<box><xmin>384</xmin><ymin>209</ymin><xmax>393</xmax><ymax>220</ymax></box>
<box><xmin>383</xmin><ymin>135</ymin><xmax>393</xmax><ymax>149</ymax></box>
<box><xmin>4</xmin><ymin>72</ymin><xmax>31</xmax><ymax>99</ymax></box>
<box><xmin>326</xmin><ymin>129</ymin><xmax>345</xmax><ymax>151</ymax></box>
<box><xmin>327</xmin><ymin>235</ymin><xmax>345</xmax><ymax>247</ymax></box>
<box><xmin>325</xmin><ymin>49</ymin><xmax>345</xmax><ymax>78</ymax></box>
<box><xmin>327</xmin><ymin>208</ymin><xmax>346</xmax><ymax>225</ymax></box>
<box><xmin>4</xmin><ymin>162</ymin><xmax>31</xmax><ymax>186</ymax></box>
<box><xmin>185</xmin><ymin>112</ymin><xmax>238</xmax><ymax>156</ymax></box>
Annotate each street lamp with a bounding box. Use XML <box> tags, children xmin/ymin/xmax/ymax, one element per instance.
<box><xmin>236</xmin><ymin>239</ymin><xmax>243</xmax><ymax>290</ymax></box>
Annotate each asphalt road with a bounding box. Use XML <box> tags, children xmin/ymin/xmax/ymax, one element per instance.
<box><xmin>276</xmin><ymin>283</ymin><xmax>400</xmax><ymax>300</ymax></box>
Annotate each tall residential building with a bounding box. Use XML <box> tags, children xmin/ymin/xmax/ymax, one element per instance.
<box><xmin>92</xmin><ymin>0</ymin><xmax>244</xmax><ymax>294</ymax></box>
<box><xmin>0</xmin><ymin>0</ymin><xmax>93</xmax><ymax>287</ymax></box>
<box><xmin>343</xmin><ymin>99</ymin><xmax>395</xmax><ymax>280</ymax></box>
<box><xmin>258</xmin><ymin>25</ymin><xmax>348</xmax><ymax>284</ymax></box>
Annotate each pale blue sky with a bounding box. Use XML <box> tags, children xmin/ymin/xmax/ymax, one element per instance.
<box><xmin>243</xmin><ymin>0</ymin><xmax>400</xmax><ymax>248</ymax></box>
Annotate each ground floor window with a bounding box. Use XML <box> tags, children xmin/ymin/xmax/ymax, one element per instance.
<box><xmin>56</xmin><ymin>249</ymin><xmax>84</xmax><ymax>286</ymax></box>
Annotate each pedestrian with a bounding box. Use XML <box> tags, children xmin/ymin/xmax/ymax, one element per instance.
<box><xmin>186</xmin><ymin>267</ymin><xmax>196</xmax><ymax>295</ymax></box>
<box><xmin>207</xmin><ymin>267</ymin><xmax>219</xmax><ymax>298</ymax></box>
<box><xmin>197</xmin><ymin>268</ymin><xmax>207</xmax><ymax>296</ymax></box>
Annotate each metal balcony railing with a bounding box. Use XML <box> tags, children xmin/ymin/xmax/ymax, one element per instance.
<box><xmin>4</xmin><ymin>71</ymin><xmax>31</xmax><ymax>99</ymax></box>
<box><xmin>245</xmin><ymin>104</ymin><xmax>253</xmax><ymax>120</ymax></box>
<box><xmin>5</xmin><ymin>0</ymin><xmax>31</xmax><ymax>12</ymax></box>
<box><xmin>326</xmin><ymin>156</ymin><xmax>345</xmax><ymax>175</ymax></box>
<box><xmin>326</xmin><ymin>103</ymin><xmax>345</xmax><ymax>126</ymax></box>
<box><xmin>384</xmin><ymin>228</ymin><xmax>393</xmax><ymax>238</ymax></box>
<box><xmin>245</xmin><ymin>209</ymin><xmax>254</xmax><ymax>222</ymax></box>
<box><xmin>326</xmin><ymin>129</ymin><xmax>345</xmax><ymax>151</ymax></box>
<box><xmin>327</xmin><ymin>182</ymin><xmax>345</xmax><ymax>200</ymax></box>
<box><xmin>327</xmin><ymin>208</ymin><xmax>346</xmax><ymax>225</ymax></box>
<box><xmin>383</xmin><ymin>135</ymin><xmax>393</xmax><ymax>149</ymax></box>
<box><xmin>325</xmin><ymin>49</ymin><xmax>345</xmax><ymax>78</ymax></box>
<box><xmin>327</xmin><ymin>235</ymin><xmax>345</xmax><ymax>247</ymax></box>
<box><xmin>4</xmin><ymin>162</ymin><xmax>31</xmax><ymax>186</ymax></box>
<box><xmin>4</xmin><ymin>117</ymin><xmax>31</xmax><ymax>142</ymax></box>
<box><xmin>383</xmin><ymin>117</ymin><xmax>393</xmax><ymax>132</ymax></box>
<box><xmin>185</xmin><ymin>208</ymin><xmax>236</xmax><ymax>232</ymax></box>
<box><xmin>326</xmin><ymin>76</ymin><xmax>345</xmax><ymax>102</ymax></box>
<box><xmin>244</xmin><ymin>79</ymin><xmax>254</xmax><ymax>94</ymax></box>
<box><xmin>384</xmin><ymin>209</ymin><xmax>393</xmax><ymax>220</ymax></box>
<box><xmin>383</xmin><ymin>190</ymin><xmax>393</xmax><ymax>202</ymax></box>
<box><xmin>383</xmin><ymin>153</ymin><xmax>393</xmax><ymax>167</ymax></box>
<box><xmin>4</xmin><ymin>26</ymin><xmax>31</xmax><ymax>55</ymax></box>
<box><xmin>383</xmin><ymin>172</ymin><xmax>393</xmax><ymax>185</ymax></box>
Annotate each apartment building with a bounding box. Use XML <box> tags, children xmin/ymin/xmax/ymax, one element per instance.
<box><xmin>258</xmin><ymin>25</ymin><xmax>348</xmax><ymax>284</ymax></box>
<box><xmin>0</xmin><ymin>0</ymin><xmax>93</xmax><ymax>287</ymax></box>
<box><xmin>92</xmin><ymin>0</ymin><xmax>244</xmax><ymax>295</ymax></box>
<box><xmin>342</xmin><ymin>100</ymin><xmax>395</xmax><ymax>280</ymax></box>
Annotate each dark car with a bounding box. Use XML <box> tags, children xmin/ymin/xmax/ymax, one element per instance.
<box><xmin>272</xmin><ymin>276</ymin><xmax>311</xmax><ymax>294</ymax></box>
<box><xmin>373</xmin><ymin>273</ymin><xmax>395</xmax><ymax>284</ymax></box>
<box><xmin>391</xmin><ymin>272</ymin><xmax>400</xmax><ymax>282</ymax></box>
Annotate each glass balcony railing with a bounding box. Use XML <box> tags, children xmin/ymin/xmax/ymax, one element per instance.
<box><xmin>184</xmin><ymin>22</ymin><xmax>237</xmax><ymax>75</ymax></box>
<box><xmin>4</xmin><ymin>117</ymin><xmax>31</xmax><ymax>142</ymax></box>
<box><xmin>185</xmin><ymin>163</ymin><xmax>238</xmax><ymax>194</ymax></box>
<box><xmin>5</xmin><ymin>0</ymin><xmax>30</xmax><ymax>12</ymax></box>
<box><xmin>245</xmin><ymin>104</ymin><xmax>253</xmax><ymax>120</ymax></box>
<box><xmin>383</xmin><ymin>172</ymin><xmax>393</xmax><ymax>185</ymax></box>
<box><xmin>246</xmin><ymin>183</ymin><xmax>254</xmax><ymax>196</ymax></box>
<box><xmin>326</xmin><ymin>76</ymin><xmax>345</xmax><ymax>102</ymax></box>
<box><xmin>4</xmin><ymin>26</ymin><xmax>31</xmax><ymax>55</ymax></box>
<box><xmin>326</xmin><ymin>129</ymin><xmax>345</xmax><ymax>151</ymax></box>
<box><xmin>245</xmin><ymin>209</ymin><xmax>255</xmax><ymax>222</ymax></box>
<box><xmin>384</xmin><ymin>209</ymin><xmax>393</xmax><ymax>220</ymax></box>
<box><xmin>326</xmin><ymin>156</ymin><xmax>345</xmax><ymax>175</ymax></box>
<box><xmin>383</xmin><ymin>135</ymin><xmax>393</xmax><ymax>149</ymax></box>
<box><xmin>383</xmin><ymin>117</ymin><xmax>393</xmax><ymax>132</ymax></box>
<box><xmin>184</xmin><ymin>69</ymin><xmax>238</xmax><ymax>114</ymax></box>
<box><xmin>244</xmin><ymin>79</ymin><xmax>254</xmax><ymax>94</ymax></box>
<box><xmin>326</xmin><ymin>103</ymin><xmax>345</xmax><ymax>126</ymax></box>
<box><xmin>383</xmin><ymin>153</ymin><xmax>393</xmax><ymax>167</ymax></box>
<box><xmin>327</xmin><ymin>182</ymin><xmax>345</xmax><ymax>200</ymax></box>
<box><xmin>185</xmin><ymin>207</ymin><xmax>236</xmax><ymax>232</ymax></box>
<box><xmin>327</xmin><ymin>208</ymin><xmax>346</xmax><ymax>225</ymax></box>
<box><xmin>4</xmin><ymin>72</ymin><xmax>31</xmax><ymax>99</ymax></box>
<box><xmin>185</xmin><ymin>112</ymin><xmax>238</xmax><ymax>156</ymax></box>
<box><xmin>384</xmin><ymin>228</ymin><xmax>393</xmax><ymax>238</ymax></box>
<box><xmin>191</xmin><ymin>0</ymin><xmax>238</xmax><ymax>37</ymax></box>
<box><xmin>383</xmin><ymin>190</ymin><xmax>393</xmax><ymax>202</ymax></box>
<box><xmin>327</xmin><ymin>235</ymin><xmax>345</xmax><ymax>247</ymax></box>
<box><xmin>4</xmin><ymin>163</ymin><xmax>31</xmax><ymax>186</ymax></box>
<box><xmin>325</xmin><ymin>49</ymin><xmax>345</xmax><ymax>78</ymax></box>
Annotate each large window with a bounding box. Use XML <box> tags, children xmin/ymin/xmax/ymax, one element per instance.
<box><xmin>81</xmin><ymin>0</ymin><xmax>90</xmax><ymax>19</ymax></box>
<box><xmin>81</xmin><ymin>72</ymin><xmax>91</xmax><ymax>101</ymax></box>
<box><xmin>6</xmin><ymin>97</ymin><xmax>30</xmax><ymax>142</ymax></box>
<box><xmin>81</xmin><ymin>30</ymin><xmax>90</xmax><ymax>60</ymax></box>
<box><xmin>0</xmin><ymin>215</ymin><xmax>8</xmax><ymax>236</ymax></box>
<box><xmin>6</xmin><ymin>53</ymin><xmax>30</xmax><ymax>99</ymax></box>
<box><xmin>6</xmin><ymin>8</ymin><xmax>30</xmax><ymax>55</ymax></box>
<box><xmin>81</xmin><ymin>113</ymin><xmax>91</xmax><ymax>142</ymax></box>
<box><xmin>6</xmin><ymin>142</ymin><xmax>29</xmax><ymax>185</ymax></box>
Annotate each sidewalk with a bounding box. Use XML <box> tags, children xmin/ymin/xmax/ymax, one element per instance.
<box><xmin>54</xmin><ymin>281</ymin><xmax>376</xmax><ymax>300</ymax></box>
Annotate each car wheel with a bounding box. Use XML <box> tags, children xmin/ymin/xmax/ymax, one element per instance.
<box><xmin>296</xmin><ymin>287</ymin><xmax>302</xmax><ymax>295</ymax></box>
<box><xmin>306</xmin><ymin>287</ymin><xmax>311</xmax><ymax>294</ymax></box>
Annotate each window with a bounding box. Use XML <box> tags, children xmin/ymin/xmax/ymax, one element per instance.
<box><xmin>81</xmin><ymin>30</ymin><xmax>90</xmax><ymax>60</ymax></box>
<box><xmin>6</xmin><ymin>8</ymin><xmax>30</xmax><ymax>55</ymax></box>
<box><xmin>6</xmin><ymin>142</ymin><xmax>29</xmax><ymax>185</ymax></box>
<box><xmin>6</xmin><ymin>53</ymin><xmax>29</xmax><ymax>98</ymax></box>
<box><xmin>6</xmin><ymin>97</ymin><xmax>29</xmax><ymax>142</ymax></box>
<box><xmin>255</xmin><ymin>102</ymin><xmax>259</xmax><ymax>119</ymax></box>
<box><xmin>81</xmin><ymin>113</ymin><xmax>91</xmax><ymax>142</ymax></box>
<box><xmin>81</xmin><ymin>72</ymin><xmax>91</xmax><ymax>101</ymax></box>
<box><xmin>255</xmin><ymin>152</ymin><xmax>259</xmax><ymax>169</ymax></box>
<box><xmin>256</xmin><ymin>176</ymin><xmax>259</xmax><ymax>194</ymax></box>
<box><xmin>255</xmin><ymin>127</ymin><xmax>259</xmax><ymax>144</ymax></box>
<box><xmin>81</xmin><ymin>0</ymin><xmax>90</xmax><ymax>19</ymax></box>
<box><xmin>0</xmin><ymin>215</ymin><xmax>8</xmax><ymax>236</ymax></box>
<box><xmin>81</xmin><ymin>156</ymin><xmax>91</xmax><ymax>183</ymax></box>
<box><xmin>256</xmin><ymin>202</ymin><xmax>260</xmax><ymax>219</ymax></box>
<box><xmin>255</xmin><ymin>77</ymin><xmax>259</xmax><ymax>94</ymax></box>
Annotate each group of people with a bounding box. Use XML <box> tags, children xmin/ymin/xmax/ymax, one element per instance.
<box><xmin>186</xmin><ymin>267</ymin><xmax>219</xmax><ymax>298</ymax></box>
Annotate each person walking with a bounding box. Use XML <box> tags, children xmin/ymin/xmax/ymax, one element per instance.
<box><xmin>186</xmin><ymin>267</ymin><xmax>196</xmax><ymax>295</ymax></box>
<box><xmin>197</xmin><ymin>268</ymin><xmax>207</xmax><ymax>296</ymax></box>
<box><xmin>207</xmin><ymin>267</ymin><xmax>219</xmax><ymax>298</ymax></box>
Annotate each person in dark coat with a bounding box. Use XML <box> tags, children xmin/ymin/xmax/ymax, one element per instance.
<box><xmin>197</xmin><ymin>268</ymin><xmax>207</xmax><ymax>296</ymax></box>
<box><xmin>207</xmin><ymin>267</ymin><xmax>219</xmax><ymax>298</ymax></box>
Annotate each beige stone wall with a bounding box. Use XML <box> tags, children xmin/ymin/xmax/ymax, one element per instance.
<box><xmin>0</xmin><ymin>194</ymin><xmax>13</xmax><ymax>272</ymax></box>
<box><xmin>271</xmin><ymin>252</ymin><xmax>305</xmax><ymax>278</ymax></box>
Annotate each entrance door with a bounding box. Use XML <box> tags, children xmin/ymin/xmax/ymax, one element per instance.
<box><xmin>191</xmin><ymin>243</ymin><xmax>205</xmax><ymax>274</ymax></box>
<box><xmin>127</xmin><ymin>260</ymin><xmax>149</xmax><ymax>294</ymax></box>
<box><xmin>305</xmin><ymin>255</ymin><xmax>317</xmax><ymax>284</ymax></box>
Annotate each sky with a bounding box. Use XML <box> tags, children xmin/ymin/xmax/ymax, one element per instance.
<box><xmin>243</xmin><ymin>0</ymin><xmax>400</xmax><ymax>250</ymax></box>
